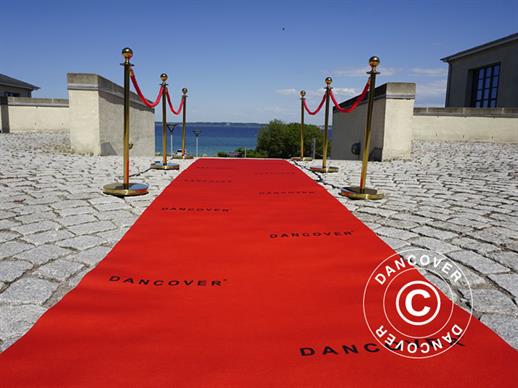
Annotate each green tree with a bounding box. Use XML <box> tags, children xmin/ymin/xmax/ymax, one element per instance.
<box><xmin>256</xmin><ymin>119</ymin><xmax>327</xmax><ymax>158</ymax></box>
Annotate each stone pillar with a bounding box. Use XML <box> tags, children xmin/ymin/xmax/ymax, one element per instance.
<box><xmin>331</xmin><ymin>82</ymin><xmax>416</xmax><ymax>161</ymax></box>
<box><xmin>67</xmin><ymin>73</ymin><xmax>154</xmax><ymax>156</ymax></box>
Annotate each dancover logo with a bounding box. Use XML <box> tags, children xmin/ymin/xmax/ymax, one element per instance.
<box><xmin>363</xmin><ymin>248</ymin><xmax>473</xmax><ymax>359</ymax></box>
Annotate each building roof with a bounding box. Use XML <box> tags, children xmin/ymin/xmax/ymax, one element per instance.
<box><xmin>441</xmin><ymin>32</ymin><xmax>518</xmax><ymax>62</ymax></box>
<box><xmin>0</xmin><ymin>73</ymin><xmax>40</xmax><ymax>91</ymax></box>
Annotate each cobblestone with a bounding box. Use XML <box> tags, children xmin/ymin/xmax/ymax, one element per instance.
<box><xmin>0</xmin><ymin>278</ymin><xmax>58</xmax><ymax>305</ymax></box>
<box><xmin>0</xmin><ymin>260</ymin><xmax>33</xmax><ymax>283</ymax></box>
<box><xmin>34</xmin><ymin>259</ymin><xmax>85</xmax><ymax>282</ymax></box>
<box><xmin>447</xmin><ymin>250</ymin><xmax>509</xmax><ymax>274</ymax></box>
<box><xmin>14</xmin><ymin>244</ymin><xmax>73</xmax><ymax>265</ymax></box>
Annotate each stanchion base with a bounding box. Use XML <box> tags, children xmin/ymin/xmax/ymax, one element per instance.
<box><xmin>103</xmin><ymin>182</ymin><xmax>149</xmax><ymax>197</ymax></box>
<box><xmin>340</xmin><ymin>186</ymin><xmax>384</xmax><ymax>200</ymax></box>
<box><xmin>150</xmin><ymin>162</ymin><xmax>180</xmax><ymax>170</ymax></box>
<box><xmin>310</xmin><ymin>166</ymin><xmax>339</xmax><ymax>173</ymax></box>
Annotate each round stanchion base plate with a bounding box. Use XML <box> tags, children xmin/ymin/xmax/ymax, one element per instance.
<box><xmin>340</xmin><ymin>186</ymin><xmax>384</xmax><ymax>200</ymax></box>
<box><xmin>103</xmin><ymin>182</ymin><xmax>149</xmax><ymax>197</ymax></box>
<box><xmin>310</xmin><ymin>166</ymin><xmax>339</xmax><ymax>173</ymax></box>
<box><xmin>150</xmin><ymin>162</ymin><xmax>180</xmax><ymax>170</ymax></box>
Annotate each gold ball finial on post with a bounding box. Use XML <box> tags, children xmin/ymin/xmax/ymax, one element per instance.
<box><xmin>369</xmin><ymin>56</ymin><xmax>380</xmax><ymax>69</ymax></box>
<box><xmin>121</xmin><ymin>47</ymin><xmax>133</xmax><ymax>62</ymax></box>
<box><xmin>160</xmin><ymin>73</ymin><xmax>168</xmax><ymax>83</ymax></box>
<box><xmin>182</xmin><ymin>87</ymin><xmax>188</xmax><ymax>95</ymax></box>
<box><xmin>300</xmin><ymin>90</ymin><xmax>306</xmax><ymax>98</ymax></box>
<box><xmin>325</xmin><ymin>77</ymin><xmax>333</xmax><ymax>87</ymax></box>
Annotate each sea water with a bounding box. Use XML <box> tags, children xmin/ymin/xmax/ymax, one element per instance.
<box><xmin>154</xmin><ymin>123</ymin><xmax>262</xmax><ymax>157</ymax></box>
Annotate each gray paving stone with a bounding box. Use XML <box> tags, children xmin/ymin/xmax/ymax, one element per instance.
<box><xmin>57</xmin><ymin>235</ymin><xmax>106</xmax><ymax>251</ymax></box>
<box><xmin>488</xmin><ymin>274</ymin><xmax>518</xmax><ymax>299</ymax></box>
<box><xmin>413</xmin><ymin>225</ymin><xmax>457</xmax><ymax>240</ymax></box>
<box><xmin>57</xmin><ymin>206</ymin><xmax>97</xmax><ymax>217</ymax></box>
<box><xmin>0</xmin><ymin>231</ymin><xmax>19</xmax><ymax>244</ymax></box>
<box><xmin>97</xmin><ymin>210</ymin><xmax>137</xmax><ymax>227</ymax></box>
<box><xmin>0</xmin><ymin>260</ymin><xmax>33</xmax><ymax>282</ymax></box>
<box><xmin>94</xmin><ymin>202</ymin><xmax>133</xmax><ymax>212</ymax></box>
<box><xmin>68</xmin><ymin>220</ymin><xmax>116</xmax><ymax>236</ymax></box>
<box><xmin>96</xmin><ymin>228</ymin><xmax>128</xmax><ymax>244</ymax></box>
<box><xmin>50</xmin><ymin>199</ymin><xmax>90</xmax><ymax>210</ymax></box>
<box><xmin>480</xmin><ymin>314</ymin><xmax>518</xmax><ymax>349</ymax></box>
<box><xmin>58</xmin><ymin>213</ymin><xmax>98</xmax><ymax>227</ymax></box>
<box><xmin>15</xmin><ymin>204</ymin><xmax>52</xmax><ymax>216</ymax></box>
<box><xmin>410</xmin><ymin>236</ymin><xmax>458</xmax><ymax>254</ymax></box>
<box><xmin>375</xmin><ymin>226</ymin><xmax>418</xmax><ymax>240</ymax></box>
<box><xmin>21</xmin><ymin>230</ymin><xmax>74</xmax><ymax>246</ymax></box>
<box><xmin>34</xmin><ymin>259</ymin><xmax>85</xmax><ymax>282</ymax></box>
<box><xmin>0</xmin><ymin>241</ymin><xmax>34</xmax><ymax>260</ymax></box>
<box><xmin>0</xmin><ymin>219</ymin><xmax>21</xmax><ymax>230</ymax></box>
<box><xmin>379</xmin><ymin>236</ymin><xmax>410</xmax><ymax>250</ymax></box>
<box><xmin>0</xmin><ymin>304</ymin><xmax>46</xmax><ymax>340</ymax></box>
<box><xmin>449</xmin><ymin>236</ymin><xmax>499</xmax><ymax>255</ymax></box>
<box><xmin>11</xmin><ymin>220</ymin><xmax>61</xmax><ymax>235</ymax></box>
<box><xmin>465</xmin><ymin>289</ymin><xmax>518</xmax><ymax>315</ymax></box>
<box><xmin>448</xmin><ymin>250</ymin><xmax>509</xmax><ymax>274</ymax></box>
<box><xmin>0</xmin><ymin>210</ymin><xmax>16</xmax><ymax>220</ymax></box>
<box><xmin>0</xmin><ymin>277</ymin><xmax>58</xmax><ymax>305</ymax></box>
<box><xmin>14</xmin><ymin>244</ymin><xmax>73</xmax><ymax>265</ymax></box>
<box><xmin>487</xmin><ymin>251</ymin><xmax>518</xmax><ymax>272</ymax></box>
<box><xmin>14</xmin><ymin>211</ymin><xmax>57</xmax><ymax>224</ymax></box>
<box><xmin>67</xmin><ymin>245</ymin><xmax>112</xmax><ymax>267</ymax></box>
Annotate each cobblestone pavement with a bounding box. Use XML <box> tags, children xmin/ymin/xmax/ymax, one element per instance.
<box><xmin>0</xmin><ymin>132</ymin><xmax>517</xmax><ymax>352</ymax></box>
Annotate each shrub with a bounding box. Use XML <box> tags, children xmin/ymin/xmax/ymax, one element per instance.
<box><xmin>256</xmin><ymin>119</ymin><xmax>327</xmax><ymax>158</ymax></box>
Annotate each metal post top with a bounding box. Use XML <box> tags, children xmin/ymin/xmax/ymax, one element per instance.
<box><xmin>325</xmin><ymin>77</ymin><xmax>333</xmax><ymax>87</ymax></box>
<box><xmin>300</xmin><ymin>90</ymin><xmax>306</xmax><ymax>98</ymax></box>
<box><xmin>122</xmin><ymin>47</ymin><xmax>133</xmax><ymax>59</ymax></box>
<box><xmin>182</xmin><ymin>88</ymin><xmax>188</xmax><ymax>95</ymax></box>
<box><xmin>160</xmin><ymin>73</ymin><xmax>168</xmax><ymax>83</ymax></box>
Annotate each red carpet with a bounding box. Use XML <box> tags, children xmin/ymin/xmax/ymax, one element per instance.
<box><xmin>1</xmin><ymin>159</ymin><xmax>517</xmax><ymax>387</ymax></box>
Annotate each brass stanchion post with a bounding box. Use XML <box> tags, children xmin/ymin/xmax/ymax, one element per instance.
<box><xmin>103</xmin><ymin>48</ymin><xmax>148</xmax><ymax>197</ymax></box>
<box><xmin>310</xmin><ymin>77</ymin><xmax>338</xmax><ymax>173</ymax></box>
<box><xmin>291</xmin><ymin>90</ymin><xmax>312</xmax><ymax>162</ymax></box>
<box><xmin>181</xmin><ymin>88</ymin><xmax>191</xmax><ymax>159</ymax></box>
<box><xmin>150</xmin><ymin>74</ymin><xmax>179</xmax><ymax>170</ymax></box>
<box><xmin>340</xmin><ymin>56</ymin><xmax>384</xmax><ymax>200</ymax></box>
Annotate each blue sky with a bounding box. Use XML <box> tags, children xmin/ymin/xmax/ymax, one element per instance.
<box><xmin>2</xmin><ymin>0</ymin><xmax>517</xmax><ymax>124</ymax></box>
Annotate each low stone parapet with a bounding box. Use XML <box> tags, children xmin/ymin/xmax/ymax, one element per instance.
<box><xmin>413</xmin><ymin>107</ymin><xmax>518</xmax><ymax>143</ymax></box>
<box><xmin>0</xmin><ymin>97</ymin><xmax>69</xmax><ymax>133</ymax></box>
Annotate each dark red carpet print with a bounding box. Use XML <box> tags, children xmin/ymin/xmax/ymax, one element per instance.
<box><xmin>1</xmin><ymin>159</ymin><xmax>516</xmax><ymax>387</ymax></box>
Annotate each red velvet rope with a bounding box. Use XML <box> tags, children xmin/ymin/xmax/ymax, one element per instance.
<box><xmin>329</xmin><ymin>80</ymin><xmax>370</xmax><ymax>113</ymax></box>
<box><xmin>303</xmin><ymin>93</ymin><xmax>326</xmax><ymax>115</ymax></box>
<box><xmin>165</xmin><ymin>89</ymin><xmax>184</xmax><ymax>115</ymax></box>
<box><xmin>130</xmin><ymin>70</ymin><xmax>163</xmax><ymax>108</ymax></box>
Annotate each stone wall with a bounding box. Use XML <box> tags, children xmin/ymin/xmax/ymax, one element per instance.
<box><xmin>413</xmin><ymin>107</ymin><xmax>518</xmax><ymax>143</ymax></box>
<box><xmin>0</xmin><ymin>97</ymin><xmax>69</xmax><ymax>133</ymax></box>
<box><xmin>67</xmin><ymin>73</ymin><xmax>155</xmax><ymax>156</ymax></box>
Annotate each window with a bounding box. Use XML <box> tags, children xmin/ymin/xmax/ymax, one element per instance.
<box><xmin>471</xmin><ymin>64</ymin><xmax>500</xmax><ymax>107</ymax></box>
<box><xmin>3</xmin><ymin>92</ymin><xmax>20</xmax><ymax>97</ymax></box>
